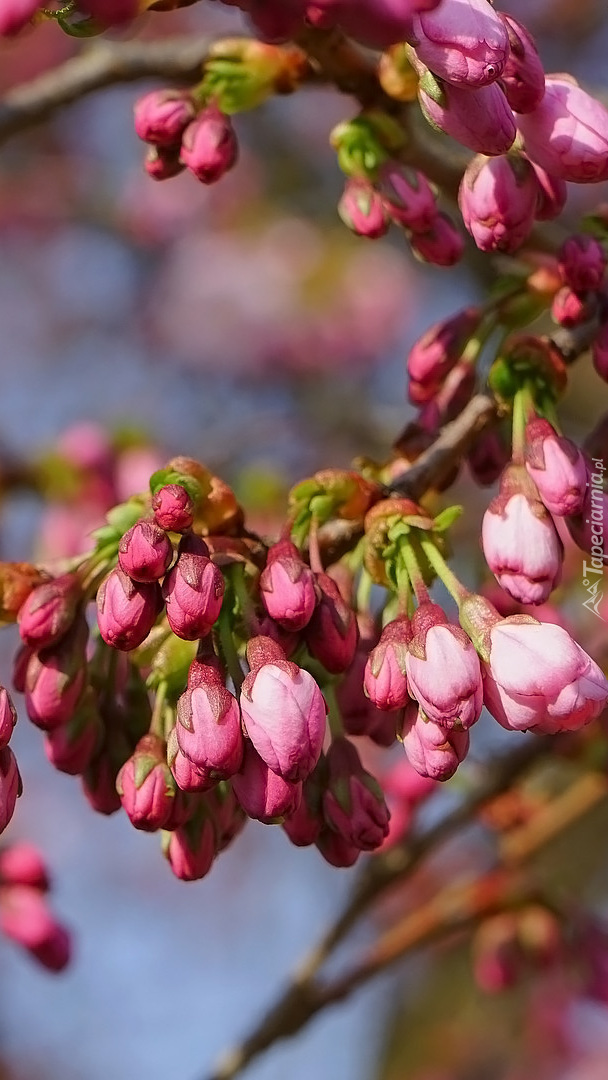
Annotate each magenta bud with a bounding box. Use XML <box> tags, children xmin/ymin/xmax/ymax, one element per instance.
<box><xmin>18</xmin><ymin>573</ymin><xmax>81</xmax><ymax>650</ymax></box>
<box><xmin>116</xmin><ymin>734</ymin><xmax>177</xmax><ymax>832</ymax></box>
<box><xmin>259</xmin><ymin>540</ymin><xmax>317</xmax><ymax>632</ymax></box>
<box><xmin>162</xmin><ymin>534</ymin><xmax>225</xmax><ymax>641</ymax></box>
<box><xmin>0</xmin><ymin>885</ymin><xmax>71</xmax><ymax>971</ymax></box>
<box><xmin>118</xmin><ymin>520</ymin><xmax>173</xmax><ymax>583</ymax></box>
<box><xmin>407</xmin><ymin>306</ymin><xmax>480</xmax><ymax>393</ymax></box>
<box><xmin>305</xmin><ymin>573</ymin><xmax>358</xmax><ymax>675</ymax></box>
<box><xmin>97</xmin><ymin>568</ymin><xmax>161</xmax><ymax>652</ymax></box>
<box><xmin>525</xmin><ymin>418</ymin><xmax>587</xmax><ymax>517</ymax></box>
<box><xmin>164</xmin><ymin>815</ymin><xmax>216</xmax><ymax>881</ymax></box>
<box><xmin>0</xmin><ymin>0</ymin><xmax>39</xmax><ymax>35</ymax></box>
<box><xmin>418</xmin><ymin>77</ymin><xmax>516</xmax><ymax>156</ymax></box>
<box><xmin>551</xmin><ymin>286</ymin><xmax>593</xmax><ymax>329</ymax></box>
<box><xmin>169</xmin><ymin>743</ymin><xmax>214</xmax><ymax>792</ymax></box>
<box><xmin>459</xmin><ymin>154</ymin><xmax>540</xmax><ymax>254</ymax></box>
<box><xmin>0</xmin><ymin>688</ymin><xmax>17</xmax><ymax>749</ymax></box>
<box><xmin>337</xmin><ymin>178</ymin><xmax>389</xmax><ymax>239</ymax></box>
<box><xmin>322</xmin><ymin>738</ymin><xmax>390</xmax><ymax>852</ymax></box>
<box><xmin>180</xmin><ymin>105</ymin><xmax>238</xmax><ymax>184</ymax></box>
<box><xmin>518</xmin><ymin>76</ymin><xmax>608</xmax><ymax>184</ymax></box>
<box><xmin>528</xmin><ymin>162</ymin><xmax>567</xmax><ymax>221</ymax></box>
<box><xmin>82</xmin><ymin>754</ymin><xmax>122</xmax><ymax>816</ymax></box>
<box><xmin>232</xmin><ymin>742</ymin><xmax>302</xmax><ymax>823</ymax></box>
<box><xmin>24</xmin><ymin>619</ymin><xmax>88</xmax><ymax>731</ymax></box>
<box><xmin>0</xmin><ymin>844</ymin><xmax>49</xmax><ymax>891</ymax></box>
<box><xmin>402</xmin><ymin>706</ymin><xmax>469</xmax><ymax>780</ymax></box>
<box><xmin>152</xmin><ymin>484</ymin><xmax>194</xmax><ymax>532</ymax></box>
<box><xmin>406</xmin><ymin>602</ymin><xmax>483</xmax><ymax>730</ymax></box>
<box><xmin>43</xmin><ymin>692</ymin><xmax>103</xmax><ymax>776</ymax></box>
<box><xmin>498</xmin><ymin>14</ymin><xmax>545</xmax><ymax>114</ymax></box>
<box><xmin>364</xmin><ymin>615</ymin><xmax>411</xmax><ymax>711</ymax></box>
<box><xmin>409</xmin><ymin>212</ymin><xmax>464</xmax><ymax>266</ymax></box>
<box><xmin>203</xmin><ymin>783</ymin><xmax>246</xmax><ymax>852</ymax></box>
<box><xmin>282</xmin><ymin>782</ymin><xmax>323</xmax><ymax>847</ymax></box>
<box><xmin>378</xmin><ymin>163</ymin><xmax>437</xmax><ymax>232</ymax></box>
<box><xmin>410</xmin><ymin>0</ymin><xmax>509</xmax><ymax>88</ymax></box>
<box><xmin>79</xmin><ymin>0</ymin><xmax>138</xmax><ymax>24</ymax></box>
<box><xmin>468</xmin><ymin>429</ymin><xmax>510</xmax><ymax>487</ymax></box>
<box><xmin>176</xmin><ymin>671</ymin><xmax>243</xmax><ymax>780</ymax></box>
<box><xmin>558</xmin><ymin>234</ymin><xmax>607</xmax><ymax>293</ymax></box>
<box><xmin>0</xmin><ymin>747</ymin><xmax>21</xmax><ymax>834</ymax></box>
<box><xmin>134</xmin><ymin>89</ymin><xmax>196</xmax><ymax>147</ymax></box>
<box><xmin>315</xmin><ymin>827</ymin><xmax>361</xmax><ymax>867</ymax></box>
<box><xmin>144</xmin><ymin>145</ymin><xmax>185</xmax><ymax>181</ymax></box>
<box><xmin>12</xmin><ymin>645</ymin><xmax>33</xmax><ymax>695</ymax></box>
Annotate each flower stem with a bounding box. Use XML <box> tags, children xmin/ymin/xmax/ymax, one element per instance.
<box><xmin>399</xmin><ymin>539</ymin><xmax>429</xmax><ymax>606</ymax></box>
<box><xmin>217</xmin><ymin>599</ymin><xmax>244</xmax><ymax>693</ymax></box>
<box><xmin>417</xmin><ymin>536</ymin><xmax>468</xmax><ymax>607</ymax></box>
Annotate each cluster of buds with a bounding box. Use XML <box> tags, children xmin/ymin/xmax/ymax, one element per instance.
<box><xmin>0</xmin><ymin>677</ymin><xmax>21</xmax><ymax>839</ymax></box>
<box><xmin>0</xmin><ymin>843</ymin><xmax>70</xmax><ymax>972</ymax></box>
<box><xmin>135</xmin><ymin>93</ymin><xmax>238</xmax><ymax>186</ymax></box>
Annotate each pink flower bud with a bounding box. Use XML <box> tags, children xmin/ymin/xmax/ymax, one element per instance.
<box><xmin>118</xmin><ymin>520</ymin><xmax>173</xmax><ymax>583</ymax></box>
<box><xmin>525</xmin><ymin>418</ymin><xmax>587</xmax><ymax>516</ymax></box>
<box><xmin>410</xmin><ymin>0</ymin><xmax>509</xmax><ymax>88</ymax></box>
<box><xmin>282</xmin><ymin>770</ymin><xmax>323</xmax><ymax>846</ymax></box>
<box><xmin>0</xmin><ymin>0</ymin><xmax>39</xmax><ymax>35</ymax></box>
<box><xmin>468</xmin><ymin>429</ymin><xmax>510</xmax><ymax>486</ymax></box>
<box><xmin>152</xmin><ymin>483</ymin><xmax>194</xmax><ymax>531</ymax></box>
<box><xmin>12</xmin><ymin>644</ymin><xmax>32</xmax><ymax>695</ymax></box>
<box><xmin>481</xmin><ymin>465</ymin><xmax>563</xmax><ymax>605</ymax></box>
<box><xmin>169</xmin><ymin>739</ymin><xmax>213</xmax><ymax>793</ymax></box>
<box><xmin>518</xmin><ymin>76</ymin><xmax>608</xmax><ymax>183</ymax></box>
<box><xmin>180</xmin><ymin>105</ymin><xmax>238</xmax><ymax>184</ymax></box>
<box><xmin>406</xmin><ymin>602</ymin><xmax>483</xmax><ymax>730</ymax></box>
<box><xmin>483</xmin><ymin>617</ymin><xmax>608</xmax><ymax>733</ymax></box>
<box><xmin>116</xmin><ymin>734</ymin><xmax>177</xmax><ymax>832</ymax></box>
<box><xmin>24</xmin><ymin>620</ymin><xmax>88</xmax><ymax>731</ymax></box>
<box><xmin>259</xmin><ymin>540</ymin><xmax>317</xmax><ymax>631</ymax></box>
<box><xmin>82</xmin><ymin>753</ymin><xmax>122</xmax><ymax>816</ymax></box>
<box><xmin>232</xmin><ymin>742</ymin><xmax>302</xmax><ymax>823</ymax></box>
<box><xmin>418</xmin><ymin>76</ymin><xmax>516</xmax><ymax>155</ymax></box>
<box><xmin>498</xmin><ymin>15</ymin><xmax>545</xmax><ymax>114</ymax></box>
<box><xmin>409</xmin><ymin>212</ymin><xmax>465</xmax><ymax>266</ymax></box>
<box><xmin>0</xmin><ymin>748</ymin><xmax>21</xmax><ymax>833</ymax></box>
<box><xmin>18</xmin><ymin>573</ymin><xmax>82</xmax><ymax>649</ymax></box>
<box><xmin>97</xmin><ymin>568</ymin><xmax>161</xmax><ymax>651</ymax></box>
<box><xmin>407</xmin><ymin>307</ymin><xmax>481</xmax><ymax>394</ymax></box>
<box><xmin>240</xmin><ymin>637</ymin><xmax>326</xmax><ymax>781</ymax></box>
<box><xmin>364</xmin><ymin>615</ymin><xmax>411</xmax><ymax>710</ymax></box>
<box><xmin>0</xmin><ymin>885</ymin><xmax>70</xmax><ymax>971</ymax></box>
<box><xmin>315</xmin><ymin>827</ymin><xmax>360</xmax><ymax>867</ymax></box>
<box><xmin>176</xmin><ymin>671</ymin><xmax>243</xmax><ymax>780</ymax></box>
<box><xmin>459</xmin><ymin>154</ymin><xmax>540</xmax><ymax>254</ymax></box>
<box><xmin>529</xmin><ymin>162</ymin><xmax>567</xmax><ymax>221</ymax></box>
<box><xmin>322</xmin><ymin>738</ymin><xmax>390</xmax><ymax>851</ymax></box>
<box><xmin>402</xmin><ymin>706</ymin><xmax>469</xmax><ymax>781</ymax></box>
<box><xmin>43</xmin><ymin>692</ymin><xmax>103</xmax><ymax>776</ymax></box>
<box><xmin>305</xmin><ymin>573</ymin><xmax>358</xmax><ymax>675</ymax></box>
<box><xmin>162</xmin><ymin>534</ymin><xmax>225</xmax><ymax>641</ymax></box>
<box><xmin>0</xmin><ymin>688</ymin><xmax>17</xmax><ymax>749</ymax></box>
<box><xmin>565</xmin><ymin>468</ymin><xmax>608</xmax><ymax>565</ymax></box>
<box><xmin>164</xmin><ymin>816</ymin><xmax>216</xmax><ymax>882</ymax></box>
<box><xmin>144</xmin><ymin>146</ymin><xmax>185</xmax><ymax>181</ymax></box>
<box><xmin>378</xmin><ymin>164</ymin><xmax>437</xmax><ymax>232</ymax></box>
<box><xmin>79</xmin><ymin>0</ymin><xmax>138</xmax><ymax>23</ymax></box>
<box><xmin>551</xmin><ymin>286</ymin><xmax>592</xmax><ymax>329</ymax></box>
<box><xmin>338</xmin><ymin>178</ymin><xmax>389</xmax><ymax>239</ymax></box>
<box><xmin>558</xmin><ymin>234</ymin><xmax>607</xmax><ymax>293</ymax></box>
<box><xmin>593</xmin><ymin>322</ymin><xmax>608</xmax><ymax>382</ymax></box>
<box><xmin>0</xmin><ymin>844</ymin><xmax>49</xmax><ymax>891</ymax></box>
<box><xmin>134</xmin><ymin>89</ymin><xmax>196</xmax><ymax>147</ymax></box>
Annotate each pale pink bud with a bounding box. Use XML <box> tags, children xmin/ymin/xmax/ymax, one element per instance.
<box><xmin>145</xmin><ymin>146</ymin><xmax>185</xmax><ymax>181</ymax></box>
<box><xmin>338</xmin><ymin>178</ymin><xmax>389</xmax><ymax>239</ymax></box>
<box><xmin>97</xmin><ymin>568</ymin><xmax>161</xmax><ymax>651</ymax></box>
<box><xmin>498</xmin><ymin>14</ymin><xmax>545</xmax><ymax>114</ymax></box>
<box><xmin>164</xmin><ymin>816</ymin><xmax>216</xmax><ymax>881</ymax></box>
<box><xmin>406</xmin><ymin>602</ymin><xmax>483</xmax><ymax>730</ymax></box>
<box><xmin>0</xmin><ymin>0</ymin><xmax>39</xmax><ymax>35</ymax></box>
<box><xmin>0</xmin><ymin>885</ymin><xmax>70</xmax><ymax>971</ymax></box>
<box><xmin>116</xmin><ymin>734</ymin><xmax>177</xmax><ymax>832</ymax></box>
<box><xmin>402</xmin><ymin>707</ymin><xmax>469</xmax><ymax>781</ymax></box>
<box><xmin>418</xmin><ymin>76</ymin><xmax>516</xmax><ymax>155</ymax></box>
<box><xmin>18</xmin><ymin>573</ymin><xmax>81</xmax><ymax>649</ymax></box>
<box><xmin>162</xmin><ymin>534</ymin><xmax>224</xmax><ymax>641</ymax></box>
<box><xmin>0</xmin><ymin>688</ymin><xmax>17</xmax><ymax>749</ymax></box>
<box><xmin>322</xmin><ymin>738</ymin><xmax>390</xmax><ymax>851</ymax></box>
<box><xmin>459</xmin><ymin>154</ymin><xmax>540</xmax><ymax>254</ymax></box>
<box><xmin>410</xmin><ymin>0</ymin><xmax>509</xmax><ymax>88</ymax></box>
<box><xmin>180</xmin><ymin>105</ymin><xmax>238</xmax><ymax>184</ymax></box>
<box><xmin>134</xmin><ymin>89</ymin><xmax>196</xmax><ymax>147</ymax></box>
<box><xmin>593</xmin><ymin>322</ymin><xmax>608</xmax><ymax>382</ymax></box>
<box><xmin>232</xmin><ymin>742</ymin><xmax>302</xmax><ymax>823</ymax></box>
<box><xmin>152</xmin><ymin>483</ymin><xmax>193</xmax><ymax>531</ymax></box>
<box><xmin>518</xmin><ymin>76</ymin><xmax>608</xmax><ymax>183</ymax></box>
<box><xmin>409</xmin><ymin>212</ymin><xmax>465</xmax><ymax>266</ymax></box>
<box><xmin>118</xmin><ymin>520</ymin><xmax>173</xmax><ymax>583</ymax></box>
<box><xmin>483</xmin><ymin>617</ymin><xmax>608</xmax><ymax>733</ymax></box>
<box><xmin>364</xmin><ymin>615</ymin><xmax>410</xmax><ymax>710</ymax></box>
<box><xmin>259</xmin><ymin>540</ymin><xmax>317</xmax><ymax>631</ymax></box>
<box><xmin>524</xmin><ymin>418</ymin><xmax>587</xmax><ymax>516</ymax></box>
<box><xmin>305</xmin><ymin>573</ymin><xmax>358</xmax><ymax>675</ymax></box>
<box><xmin>240</xmin><ymin>637</ymin><xmax>326</xmax><ymax>781</ymax></box>
<box><xmin>24</xmin><ymin>620</ymin><xmax>88</xmax><ymax>731</ymax></box>
<box><xmin>176</xmin><ymin>670</ymin><xmax>243</xmax><ymax>780</ymax></box>
<box><xmin>529</xmin><ymin>162</ymin><xmax>567</xmax><ymax>221</ymax></box>
<box><xmin>378</xmin><ymin>164</ymin><xmax>437</xmax><ymax>232</ymax></box>
<box><xmin>481</xmin><ymin>465</ymin><xmax>563</xmax><ymax>605</ymax></box>
<box><xmin>551</xmin><ymin>286</ymin><xmax>593</xmax><ymax>329</ymax></box>
<box><xmin>0</xmin><ymin>748</ymin><xmax>20</xmax><ymax>833</ymax></box>
<box><xmin>559</xmin><ymin>234</ymin><xmax>607</xmax><ymax>293</ymax></box>
<box><xmin>407</xmin><ymin>307</ymin><xmax>480</xmax><ymax>396</ymax></box>
<box><xmin>0</xmin><ymin>844</ymin><xmax>49</xmax><ymax>891</ymax></box>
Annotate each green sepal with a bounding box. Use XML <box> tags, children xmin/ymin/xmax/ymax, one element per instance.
<box><xmin>57</xmin><ymin>14</ymin><xmax>103</xmax><ymax>36</ymax></box>
<box><xmin>432</xmin><ymin>505</ymin><xmax>463</xmax><ymax>533</ymax></box>
<box><xmin>149</xmin><ymin>469</ymin><xmax>201</xmax><ymax>503</ymax></box>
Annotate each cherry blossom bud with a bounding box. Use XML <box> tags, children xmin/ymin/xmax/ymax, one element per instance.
<box><xmin>409</xmin><ymin>212</ymin><xmax>464</xmax><ymax>266</ymax></box>
<box><xmin>82</xmin><ymin>754</ymin><xmax>122</xmax><ymax>816</ymax></box>
<box><xmin>407</xmin><ymin>307</ymin><xmax>481</xmax><ymax>397</ymax></box>
<box><xmin>338</xmin><ymin>178</ymin><xmax>389</xmax><ymax>239</ymax></box>
<box><xmin>134</xmin><ymin>89</ymin><xmax>196</xmax><ymax>147</ymax></box>
<box><xmin>378</xmin><ymin>164</ymin><xmax>437</xmax><ymax>232</ymax></box>
<box><xmin>0</xmin><ymin>0</ymin><xmax>39</xmax><ymax>35</ymax></box>
<box><xmin>43</xmin><ymin>691</ymin><xmax>103</xmax><ymax>776</ymax></box>
<box><xmin>180</xmin><ymin>105</ymin><xmax>238</xmax><ymax>184</ymax></box>
<box><xmin>482</xmin><ymin>465</ymin><xmax>563</xmax><ymax>605</ymax></box>
<box><xmin>12</xmin><ymin>644</ymin><xmax>32</xmax><ymax>695</ymax></box>
<box><xmin>322</xmin><ymin>738</ymin><xmax>390</xmax><ymax>851</ymax></box>
<box><xmin>259</xmin><ymin>540</ymin><xmax>317</xmax><ymax>631</ymax></box>
<box><xmin>418</xmin><ymin>76</ymin><xmax>516</xmax><ymax>156</ymax></box>
<box><xmin>518</xmin><ymin>76</ymin><xmax>608</xmax><ymax>183</ymax></box>
<box><xmin>558</xmin><ymin>234</ymin><xmax>607</xmax><ymax>293</ymax></box>
<box><xmin>529</xmin><ymin>162</ymin><xmax>567</xmax><ymax>221</ymax></box>
<box><xmin>525</xmin><ymin>418</ymin><xmax>587</xmax><ymax>516</ymax></box>
<box><xmin>459</xmin><ymin>155</ymin><xmax>540</xmax><ymax>254</ymax></box>
<box><xmin>0</xmin><ymin>844</ymin><xmax>49</xmax><ymax>891</ymax></box>
<box><xmin>240</xmin><ymin>636</ymin><xmax>326</xmax><ymax>781</ymax></box>
<box><xmin>163</xmin><ymin>814</ymin><xmax>216</xmax><ymax>881</ymax></box>
<box><xmin>116</xmin><ymin>734</ymin><xmax>177</xmax><ymax>832</ymax></box>
<box><xmin>118</xmin><ymin>521</ymin><xmax>173</xmax><ymax>583</ymax></box>
<box><xmin>468</xmin><ymin>429</ymin><xmax>510</xmax><ymax>486</ymax></box>
<box><xmin>169</xmin><ymin>738</ymin><xmax>213</xmax><ymax>793</ymax></box>
<box><xmin>18</xmin><ymin>573</ymin><xmax>82</xmax><ymax>650</ymax></box>
<box><xmin>364</xmin><ymin>615</ymin><xmax>410</xmax><ymax>710</ymax></box>
<box><xmin>482</xmin><ymin>616</ymin><xmax>608</xmax><ymax>733</ymax></box>
<box><xmin>0</xmin><ymin>688</ymin><xmax>17</xmax><ymax>749</ymax></box>
<box><xmin>406</xmin><ymin>602</ymin><xmax>483</xmax><ymax>730</ymax></box>
<box><xmin>282</xmin><ymin>768</ymin><xmax>324</xmax><ymax>846</ymax></box>
<box><xmin>551</xmin><ymin>286</ymin><xmax>592</xmax><ymax>329</ymax></box>
<box><xmin>305</xmin><ymin>573</ymin><xmax>358</xmax><ymax>675</ymax></box>
<box><xmin>24</xmin><ymin>619</ymin><xmax>88</xmax><ymax>731</ymax></box>
<box><xmin>402</xmin><ymin>706</ymin><xmax>469</xmax><ymax>780</ymax></box>
<box><xmin>144</xmin><ymin>145</ymin><xmax>185</xmax><ymax>181</ymax></box>
<box><xmin>79</xmin><ymin>0</ymin><xmax>138</xmax><ymax>24</ymax></box>
<box><xmin>315</xmin><ymin>828</ymin><xmax>360</xmax><ymax>868</ymax></box>
<box><xmin>152</xmin><ymin>483</ymin><xmax>194</xmax><ymax>532</ymax></box>
<box><xmin>410</xmin><ymin>0</ymin><xmax>509</xmax><ymax>88</ymax></box>
<box><xmin>97</xmin><ymin>568</ymin><xmax>161</xmax><ymax>651</ymax></box>
<box><xmin>232</xmin><ymin>742</ymin><xmax>302</xmax><ymax>823</ymax></box>
<box><xmin>176</xmin><ymin>669</ymin><xmax>243</xmax><ymax>780</ymax></box>
<box><xmin>0</xmin><ymin>747</ymin><xmax>21</xmax><ymax>833</ymax></box>
<box><xmin>162</xmin><ymin>534</ymin><xmax>225</xmax><ymax>641</ymax></box>
<box><xmin>0</xmin><ymin>886</ymin><xmax>70</xmax><ymax>971</ymax></box>
<box><xmin>498</xmin><ymin>15</ymin><xmax>545</xmax><ymax>114</ymax></box>
<box><xmin>593</xmin><ymin>322</ymin><xmax>608</xmax><ymax>382</ymax></box>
